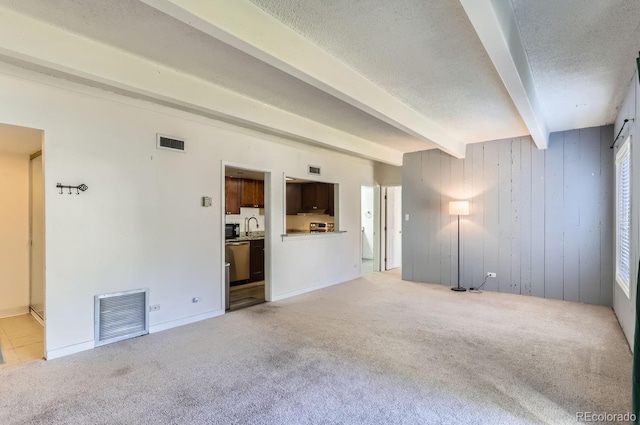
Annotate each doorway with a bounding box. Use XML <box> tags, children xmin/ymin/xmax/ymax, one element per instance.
<box><xmin>223</xmin><ymin>165</ymin><xmax>270</xmax><ymax>311</ymax></box>
<box><xmin>0</xmin><ymin>122</ymin><xmax>45</xmax><ymax>367</ymax></box>
<box><xmin>361</xmin><ymin>185</ymin><xmax>379</xmax><ymax>275</ymax></box>
<box><xmin>382</xmin><ymin>186</ymin><xmax>402</xmax><ymax>270</ymax></box>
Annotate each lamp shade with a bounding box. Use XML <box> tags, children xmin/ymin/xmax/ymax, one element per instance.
<box><xmin>449</xmin><ymin>201</ymin><xmax>469</xmax><ymax>216</ymax></box>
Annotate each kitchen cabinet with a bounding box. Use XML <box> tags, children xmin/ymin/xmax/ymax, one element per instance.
<box><xmin>241</xmin><ymin>179</ymin><xmax>264</xmax><ymax>208</ymax></box>
<box><xmin>327</xmin><ymin>184</ymin><xmax>335</xmax><ymax>217</ymax></box>
<box><xmin>286</xmin><ymin>183</ymin><xmax>302</xmax><ymax>215</ymax></box>
<box><xmin>301</xmin><ymin>183</ymin><xmax>329</xmax><ymax>210</ymax></box>
<box><xmin>249</xmin><ymin>239</ymin><xmax>264</xmax><ymax>283</ymax></box>
<box><xmin>225</xmin><ymin>177</ymin><xmax>241</xmax><ymax>215</ymax></box>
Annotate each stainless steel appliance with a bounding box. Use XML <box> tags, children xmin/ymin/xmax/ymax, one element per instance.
<box><xmin>225</xmin><ymin>223</ymin><xmax>240</xmax><ymax>239</ymax></box>
<box><xmin>309</xmin><ymin>222</ymin><xmax>334</xmax><ymax>232</ymax></box>
<box><xmin>225</xmin><ymin>241</ymin><xmax>250</xmax><ymax>283</ymax></box>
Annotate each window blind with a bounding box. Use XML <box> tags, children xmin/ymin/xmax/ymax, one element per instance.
<box><xmin>616</xmin><ymin>136</ymin><xmax>631</xmax><ymax>297</ymax></box>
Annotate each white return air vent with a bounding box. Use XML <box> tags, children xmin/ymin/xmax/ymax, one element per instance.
<box><xmin>308</xmin><ymin>165</ymin><xmax>321</xmax><ymax>176</ymax></box>
<box><xmin>94</xmin><ymin>288</ymin><xmax>149</xmax><ymax>347</ymax></box>
<box><xmin>157</xmin><ymin>134</ymin><xmax>186</xmax><ymax>152</ymax></box>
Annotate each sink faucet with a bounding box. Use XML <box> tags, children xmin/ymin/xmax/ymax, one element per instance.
<box><xmin>245</xmin><ymin>216</ymin><xmax>259</xmax><ymax>236</ymax></box>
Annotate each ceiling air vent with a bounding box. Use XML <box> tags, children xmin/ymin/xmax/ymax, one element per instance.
<box><xmin>308</xmin><ymin>165</ymin><xmax>321</xmax><ymax>176</ymax></box>
<box><xmin>157</xmin><ymin>134</ymin><xmax>186</xmax><ymax>152</ymax></box>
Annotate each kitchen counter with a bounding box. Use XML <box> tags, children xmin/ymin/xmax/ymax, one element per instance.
<box><xmin>226</xmin><ymin>231</ymin><xmax>265</xmax><ymax>242</ymax></box>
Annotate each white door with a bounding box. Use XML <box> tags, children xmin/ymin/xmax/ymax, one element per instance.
<box><xmin>30</xmin><ymin>154</ymin><xmax>45</xmax><ymax>319</ymax></box>
<box><xmin>385</xmin><ymin>186</ymin><xmax>402</xmax><ymax>270</ymax></box>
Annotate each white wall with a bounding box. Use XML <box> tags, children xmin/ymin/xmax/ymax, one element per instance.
<box><xmin>614</xmin><ymin>70</ymin><xmax>638</xmax><ymax>349</ymax></box>
<box><xmin>0</xmin><ymin>152</ymin><xmax>30</xmax><ymax>317</ymax></box>
<box><xmin>0</xmin><ymin>65</ymin><xmax>375</xmax><ymax>358</ymax></box>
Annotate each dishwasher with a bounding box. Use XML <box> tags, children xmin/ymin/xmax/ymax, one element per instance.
<box><xmin>225</xmin><ymin>241</ymin><xmax>250</xmax><ymax>283</ymax></box>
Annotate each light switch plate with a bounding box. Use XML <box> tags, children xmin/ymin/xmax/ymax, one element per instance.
<box><xmin>202</xmin><ymin>196</ymin><xmax>212</xmax><ymax>207</ymax></box>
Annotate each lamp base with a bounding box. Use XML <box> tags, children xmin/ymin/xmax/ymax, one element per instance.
<box><xmin>451</xmin><ymin>286</ymin><xmax>467</xmax><ymax>292</ymax></box>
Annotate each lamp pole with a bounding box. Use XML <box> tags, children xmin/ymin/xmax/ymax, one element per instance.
<box><xmin>452</xmin><ymin>212</ymin><xmax>466</xmax><ymax>292</ymax></box>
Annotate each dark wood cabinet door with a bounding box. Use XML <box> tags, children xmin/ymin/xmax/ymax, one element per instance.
<box><xmin>301</xmin><ymin>183</ymin><xmax>330</xmax><ymax>210</ymax></box>
<box><xmin>225</xmin><ymin>177</ymin><xmax>241</xmax><ymax>214</ymax></box>
<box><xmin>315</xmin><ymin>183</ymin><xmax>329</xmax><ymax>209</ymax></box>
<box><xmin>240</xmin><ymin>179</ymin><xmax>264</xmax><ymax>208</ymax></box>
<box><xmin>254</xmin><ymin>180</ymin><xmax>264</xmax><ymax>208</ymax></box>
<box><xmin>249</xmin><ymin>239</ymin><xmax>265</xmax><ymax>282</ymax></box>
<box><xmin>240</xmin><ymin>179</ymin><xmax>255</xmax><ymax>207</ymax></box>
<box><xmin>327</xmin><ymin>184</ymin><xmax>335</xmax><ymax>216</ymax></box>
<box><xmin>286</xmin><ymin>183</ymin><xmax>302</xmax><ymax>215</ymax></box>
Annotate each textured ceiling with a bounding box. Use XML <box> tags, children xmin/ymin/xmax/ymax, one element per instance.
<box><xmin>0</xmin><ymin>0</ymin><xmax>637</xmax><ymax>157</ymax></box>
<box><xmin>512</xmin><ymin>0</ymin><xmax>640</xmax><ymax>132</ymax></box>
<box><xmin>0</xmin><ymin>123</ymin><xmax>42</xmax><ymax>155</ymax></box>
<box><xmin>249</xmin><ymin>0</ymin><xmax>529</xmax><ymax>143</ymax></box>
<box><xmin>0</xmin><ymin>0</ymin><xmax>430</xmax><ymax>153</ymax></box>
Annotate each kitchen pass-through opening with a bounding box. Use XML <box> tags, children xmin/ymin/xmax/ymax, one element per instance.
<box><xmin>224</xmin><ymin>165</ymin><xmax>268</xmax><ymax>311</ymax></box>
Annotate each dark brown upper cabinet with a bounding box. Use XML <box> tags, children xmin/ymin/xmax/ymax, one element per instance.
<box><xmin>240</xmin><ymin>179</ymin><xmax>264</xmax><ymax>208</ymax></box>
<box><xmin>225</xmin><ymin>177</ymin><xmax>241</xmax><ymax>215</ymax></box>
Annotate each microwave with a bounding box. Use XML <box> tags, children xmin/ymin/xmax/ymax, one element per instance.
<box><xmin>225</xmin><ymin>223</ymin><xmax>240</xmax><ymax>239</ymax></box>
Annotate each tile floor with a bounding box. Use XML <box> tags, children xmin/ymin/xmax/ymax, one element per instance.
<box><xmin>361</xmin><ymin>258</ymin><xmax>375</xmax><ymax>274</ymax></box>
<box><xmin>0</xmin><ymin>313</ymin><xmax>44</xmax><ymax>369</ymax></box>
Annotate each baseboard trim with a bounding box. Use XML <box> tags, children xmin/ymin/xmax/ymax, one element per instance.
<box><xmin>30</xmin><ymin>309</ymin><xmax>44</xmax><ymax>326</ymax></box>
<box><xmin>0</xmin><ymin>306</ymin><xmax>29</xmax><ymax>319</ymax></box>
<box><xmin>150</xmin><ymin>310</ymin><xmax>224</xmax><ymax>334</ymax></box>
<box><xmin>271</xmin><ymin>274</ymin><xmax>359</xmax><ymax>302</ymax></box>
<box><xmin>46</xmin><ymin>340</ymin><xmax>94</xmax><ymax>360</ymax></box>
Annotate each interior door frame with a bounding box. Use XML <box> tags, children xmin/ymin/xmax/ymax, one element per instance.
<box><xmin>360</xmin><ymin>184</ymin><xmax>380</xmax><ymax>274</ymax></box>
<box><xmin>221</xmin><ymin>161</ymin><xmax>272</xmax><ymax>310</ymax></box>
<box><xmin>381</xmin><ymin>185</ymin><xmax>402</xmax><ymax>271</ymax></box>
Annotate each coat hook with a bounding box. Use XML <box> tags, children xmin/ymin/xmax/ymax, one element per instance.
<box><xmin>56</xmin><ymin>183</ymin><xmax>89</xmax><ymax>195</ymax></box>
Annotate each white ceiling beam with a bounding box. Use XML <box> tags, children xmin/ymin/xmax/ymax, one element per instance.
<box><xmin>140</xmin><ymin>0</ymin><xmax>466</xmax><ymax>158</ymax></box>
<box><xmin>460</xmin><ymin>0</ymin><xmax>548</xmax><ymax>149</ymax></box>
<box><xmin>0</xmin><ymin>6</ymin><xmax>403</xmax><ymax>165</ymax></box>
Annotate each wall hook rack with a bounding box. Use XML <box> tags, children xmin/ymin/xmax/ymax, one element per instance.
<box><xmin>56</xmin><ymin>183</ymin><xmax>88</xmax><ymax>195</ymax></box>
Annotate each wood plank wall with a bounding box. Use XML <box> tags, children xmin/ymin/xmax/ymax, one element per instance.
<box><xmin>402</xmin><ymin>126</ymin><xmax>614</xmax><ymax>306</ymax></box>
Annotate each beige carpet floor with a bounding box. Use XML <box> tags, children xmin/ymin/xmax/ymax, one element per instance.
<box><xmin>0</xmin><ymin>270</ymin><xmax>632</xmax><ymax>424</ymax></box>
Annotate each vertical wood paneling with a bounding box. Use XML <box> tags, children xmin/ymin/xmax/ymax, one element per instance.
<box><xmin>511</xmin><ymin>139</ymin><xmax>522</xmax><ymax>294</ymax></box>
<box><xmin>600</xmin><ymin>126</ymin><xmax>614</xmax><ymax>307</ymax></box>
<box><xmin>428</xmin><ymin>151</ymin><xmax>442</xmax><ymax>284</ymax></box>
<box><xmin>483</xmin><ymin>142</ymin><xmax>500</xmax><ymax>291</ymax></box>
<box><xmin>520</xmin><ymin>138</ymin><xmax>532</xmax><ymax>296</ymax></box>
<box><xmin>579</xmin><ymin>127</ymin><xmax>602</xmax><ymax>304</ymax></box>
<box><xmin>462</xmin><ymin>146</ymin><xmax>474</xmax><ymax>286</ymax></box>
<box><xmin>439</xmin><ymin>152</ymin><xmax>452</xmax><ymax>286</ymax></box>
<box><xmin>498</xmin><ymin>140</ymin><xmax>512</xmax><ymax>293</ymax></box>
<box><xmin>450</xmin><ymin>157</ymin><xmax>464</xmax><ymax>287</ymax></box>
<box><xmin>544</xmin><ymin>132</ymin><xmax>564</xmax><ymax>300</ymax></box>
<box><xmin>563</xmin><ymin>130</ymin><xmax>581</xmax><ymax>302</ymax></box>
<box><xmin>530</xmin><ymin>145</ymin><xmax>546</xmax><ymax>297</ymax></box>
<box><xmin>401</xmin><ymin>152</ymin><xmax>417</xmax><ymax>281</ymax></box>
<box><xmin>403</xmin><ymin>126</ymin><xmax>613</xmax><ymax>306</ymax></box>
<box><xmin>470</xmin><ymin>143</ymin><xmax>485</xmax><ymax>288</ymax></box>
<box><xmin>415</xmin><ymin>151</ymin><xmax>433</xmax><ymax>282</ymax></box>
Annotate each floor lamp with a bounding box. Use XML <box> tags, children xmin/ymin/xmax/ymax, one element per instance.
<box><xmin>449</xmin><ymin>201</ymin><xmax>469</xmax><ymax>292</ymax></box>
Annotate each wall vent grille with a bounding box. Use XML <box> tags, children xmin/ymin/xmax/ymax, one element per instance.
<box><xmin>308</xmin><ymin>165</ymin><xmax>321</xmax><ymax>176</ymax></box>
<box><xmin>157</xmin><ymin>134</ymin><xmax>186</xmax><ymax>152</ymax></box>
<box><xmin>94</xmin><ymin>288</ymin><xmax>149</xmax><ymax>347</ymax></box>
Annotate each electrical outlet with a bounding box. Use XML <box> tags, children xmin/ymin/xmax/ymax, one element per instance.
<box><xmin>192</xmin><ymin>297</ymin><xmax>200</xmax><ymax>303</ymax></box>
<box><xmin>149</xmin><ymin>304</ymin><xmax>160</xmax><ymax>312</ymax></box>
<box><xmin>486</xmin><ymin>272</ymin><xmax>497</xmax><ymax>278</ymax></box>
